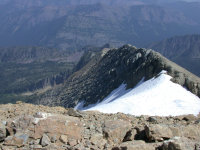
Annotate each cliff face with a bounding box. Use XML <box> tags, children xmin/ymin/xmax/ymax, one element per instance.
<box><xmin>0</xmin><ymin>103</ymin><xmax>200</xmax><ymax>150</ymax></box>
<box><xmin>36</xmin><ymin>45</ymin><xmax>200</xmax><ymax>108</ymax></box>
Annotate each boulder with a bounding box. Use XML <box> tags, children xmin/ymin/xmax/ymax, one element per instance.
<box><xmin>112</xmin><ymin>141</ymin><xmax>158</xmax><ymax>150</ymax></box>
<box><xmin>159</xmin><ymin>137</ymin><xmax>197</xmax><ymax>150</ymax></box>
<box><xmin>103</xmin><ymin>119</ymin><xmax>131</xmax><ymax>144</ymax></box>
<box><xmin>148</xmin><ymin>117</ymin><xmax>158</xmax><ymax>123</ymax></box>
<box><xmin>145</xmin><ymin>124</ymin><xmax>200</xmax><ymax>142</ymax></box>
<box><xmin>59</xmin><ymin>135</ymin><xmax>68</xmax><ymax>144</ymax></box>
<box><xmin>145</xmin><ymin>124</ymin><xmax>174</xmax><ymax>142</ymax></box>
<box><xmin>0</xmin><ymin>123</ymin><xmax>6</xmax><ymax>142</ymax></box>
<box><xmin>182</xmin><ymin>114</ymin><xmax>197</xmax><ymax>122</ymax></box>
<box><xmin>4</xmin><ymin>133</ymin><xmax>29</xmax><ymax>147</ymax></box>
<box><xmin>68</xmin><ymin>139</ymin><xmax>78</xmax><ymax>147</ymax></box>
<box><xmin>31</xmin><ymin>115</ymin><xmax>83</xmax><ymax>141</ymax></box>
<box><xmin>90</xmin><ymin>133</ymin><xmax>106</xmax><ymax>148</ymax></box>
<box><xmin>123</xmin><ymin>128</ymin><xmax>137</xmax><ymax>141</ymax></box>
<box><xmin>180</xmin><ymin>125</ymin><xmax>200</xmax><ymax>140</ymax></box>
<box><xmin>40</xmin><ymin>134</ymin><xmax>50</xmax><ymax>147</ymax></box>
<box><xmin>67</xmin><ymin>108</ymin><xmax>83</xmax><ymax>117</ymax></box>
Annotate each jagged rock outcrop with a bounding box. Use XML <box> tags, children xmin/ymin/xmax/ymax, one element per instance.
<box><xmin>37</xmin><ymin>44</ymin><xmax>200</xmax><ymax>108</ymax></box>
<box><xmin>0</xmin><ymin>103</ymin><xmax>200</xmax><ymax>150</ymax></box>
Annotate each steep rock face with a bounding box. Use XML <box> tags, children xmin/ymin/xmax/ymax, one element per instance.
<box><xmin>37</xmin><ymin>45</ymin><xmax>200</xmax><ymax>108</ymax></box>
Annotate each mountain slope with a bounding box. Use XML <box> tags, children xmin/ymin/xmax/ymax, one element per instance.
<box><xmin>81</xmin><ymin>71</ymin><xmax>200</xmax><ymax>116</ymax></box>
<box><xmin>148</xmin><ymin>34</ymin><xmax>200</xmax><ymax>76</ymax></box>
<box><xmin>35</xmin><ymin>45</ymin><xmax>200</xmax><ymax>109</ymax></box>
<box><xmin>0</xmin><ymin>46</ymin><xmax>80</xmax><ymax>104</ymax></box>
<box><xmin>1</xmin><ymin>0</ymin><xmax>200</xmax><ymax>50</ymax></box>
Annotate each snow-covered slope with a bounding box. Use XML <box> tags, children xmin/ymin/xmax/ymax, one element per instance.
<box><xmin>76</xmin><ymin>71</ymin><xmax>200</xmax><ymax>116</ymax></box>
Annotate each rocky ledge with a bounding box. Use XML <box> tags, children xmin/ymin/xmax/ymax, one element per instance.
<box><xmin>0</xmin><ymin>102</ymin><xmax>200</xmax><ymax>150</ymax></box>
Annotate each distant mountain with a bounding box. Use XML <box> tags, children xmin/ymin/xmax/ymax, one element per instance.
<box><xmin>148</xmin><ymin>34</ymin><xmax>200</xmax><ymax>76</ymax></box>
<box><xmin>0</xmin><ymin>0</ymin><xmax>200</xmax><ymax>50</ymax></box>
<box><xmin>0</xmin><ymin>46</ymin><xmax>79</xmax><ymax>104</ymax></box>
<box><xmin>0</xmin><ymin>45</ymin><xmax>110</xmax><ymax>104</ymax></box>
<box><xmin>0</xmin><ymin>47</ymin><xmax>71</xmax><ymax>63</ymax></box>
<box><xmin>33</xmin><ymin>45</ymin><xmax>200</xmax><ymax>109</ymax></box>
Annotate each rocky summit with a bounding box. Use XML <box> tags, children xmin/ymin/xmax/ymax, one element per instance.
<box><xmin>36</xmin><ymin>44</ymin><xmax>200</xmax><ymax>108</ymax></box>
<box><xmin>0</xmin><ymin>102</ymin><xmax>200</xmax><ymax>150</ymax></box>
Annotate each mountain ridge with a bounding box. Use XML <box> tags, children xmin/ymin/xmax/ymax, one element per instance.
<box><xmin>33</xmin><ymin>45</ymin><xmax>200</xmax><ymax>108</ymax></box>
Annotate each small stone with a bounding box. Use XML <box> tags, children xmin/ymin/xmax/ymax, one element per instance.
<box><xmin>195</xmin><ymin>119</ymin><xmax>200</xmax><ymax>124</ymax></box>
<box><xmin>68</xmin><ymin>139</ymin><xmax>77</xmax><ymax>147</ymax></box>
<box><xmin>195</xmin><ymin>144</ymin><xmax>200</xmax><ymax>150</ymax></box>
<box><xmin>51</xmin><ymin>136</ymin><xmax>57</xmax><ymax>143</ymax></box>
<box><xmin>30</xmin><ymin>145</ymin><xmax>42</xmax><ymax>149</ymax></box>
<box><xmin>90</xmin><ymin>133</ymin><xmax>106</xmax><ymax>148</ymax></box>
<box><xmin>41</xmin><ymin>134</ymin><xmax>50</xmax><ymax>147</ymax></box>
<box><xmin>16</xmin><ymin>101</ymin><xmax>23</xmax><ymax>104</ymax></box>
<box><xmin>59</xmin><ymin>135</ymin><xmax>68</xmax><ymax>144</ymax></box>
<box><xmin>148</xmin><ymin>117</ymin><xmax>158</xmax><ymax>123</ymax></box>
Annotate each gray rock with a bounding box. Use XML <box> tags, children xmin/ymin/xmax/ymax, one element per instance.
<box><xmin>51</xmin><ymin>136</ymin><xmax>57</xmax><ymax>143</ymax></box>
<box><xmin>195</xmin><ymin>144</ymin><xmax>200</xmax><ymax>150</ymax></box>
<box><xmin>30</xmin><ymin>145</ymin><xmax>42</xmax><ymax>149</ymax></box>
<box><xmin>113</xmin><ymin>141</ymin><xmax>158</xmax><ymax>150</ymax></box>
<box><xmin>159</xmin><ymin>137</ymin><xmax>197</xmax><ymax>150</ymax></box>
<box><xmin>103</xmin><ymin>119</ymin><xmax>132</xmax><ymax>144</ymax></box>
<box><xmin>0</xmin><ymin>123</ymin><xmax>6</xmax><ymax>142</ymax></box>
<box><xmin>59</xmin><ymin>135</ymin><xmax>68</xmax><ymax>144</ymax></box>
<box><xmin>41</xmin><ymin>134</ymin><xmax>50</xmax><ymax>147</ymax></box>
<box><xmin>4</xmin><ymin>133</ymin><xmax>29</xmax><ymax>147</ymax></box>
<box><xmin>67</xmin><ymin>108</ymin><xmax>83</xmax><ymax>117</ymax></box>
<box><xmin>123</xmin><ymin>129</ymin><xmax>137</xmax><ymax>141</ymax></box>
<box><xmin>148</xmin><ymin>117</ymin><xmax>158</xmax><ymax>123</ymax></box>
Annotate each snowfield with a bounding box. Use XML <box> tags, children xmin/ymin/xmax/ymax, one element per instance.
<box><xmin>76</xmin><ymin>71</ymin><xmax>200</xmax><ymax>116</ymax></box>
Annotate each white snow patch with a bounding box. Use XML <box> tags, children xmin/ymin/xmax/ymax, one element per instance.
<box><xmin>33</xmin><ymin>112</ymin><xmax>52</xmax><ymax>124</ymax></box>
<box><xmin>77</xmin><ymin>71</ymin><xmax>200</xmax><ymax>116</ymax></box>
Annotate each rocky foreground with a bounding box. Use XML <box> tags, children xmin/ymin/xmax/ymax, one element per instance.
<box><xmin>0</xmin><ymin>102</ymin><xmax>200</xmax><ymax>150</ymax></box>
